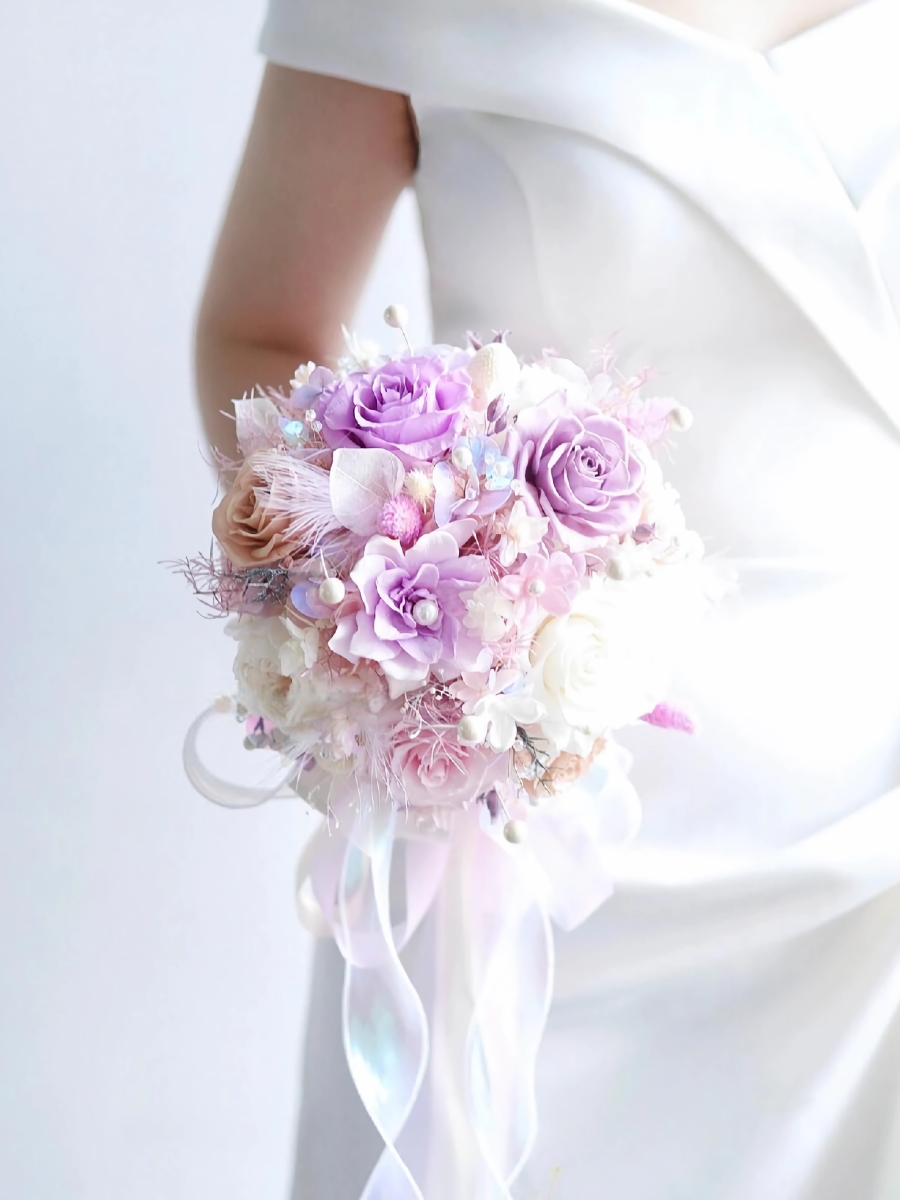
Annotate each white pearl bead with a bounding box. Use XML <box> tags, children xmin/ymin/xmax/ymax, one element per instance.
<box><xmin>383</xmin><ymin>303</ymin><xmax>409</xmax><ymax>330</ymax></box>
<box><xmin>412</xmin><ymin>598</ymin><xmax>439</xmax><ymax>626</ymax></box>
<box><xmin>669</xmin><ymin>404</ymin><xmax>694</xmax><ymax>431</ymax></box>
<box><xmin>457</xmin><ymin>715</ymin><xmax>484</xmax><ymax>744</ymax></box>
<box><xmin>318</xmin><ymin>577</ymin><xmax>346</xmax><ymax>606</ymax></box>
<box><xmin>451</xmin><ymin>444</ymin><xmax>474</xmax><ymax>470</ymax></box>
<box><xmin>526</xmin><ymin>578</ymin><xmax>546</xmax><ymax>597</ymax></box>
<box><xmin>504</xmin><ymin>819</ymin><xmax>528</xmax><ymax>844</ymax></box>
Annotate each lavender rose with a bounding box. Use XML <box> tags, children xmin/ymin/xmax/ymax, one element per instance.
<box><xmin>507</xmin><ymin>398</ymin><xmax>644</xmax><ymax>550</ymax></box>
<box><xmin>329</xmin><ymin>530</ymin><xmax>489</xmax><ymax>693</ymax></box>
<box><xmin>318</xmin><ymin>356</ymin><xmax>472</xmax><ymax>467</ymax></box>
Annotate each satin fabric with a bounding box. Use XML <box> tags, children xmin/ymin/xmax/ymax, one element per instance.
<box><xmin>260</xmin><ymin>2</ymin><xmax>900</xmax><ymax>1196</ymax></box>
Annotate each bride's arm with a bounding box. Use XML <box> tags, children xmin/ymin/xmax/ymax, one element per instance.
<box><xmin>195</xmin><ymin>64</ymin><xmax>417</xmax><ymax>462</ymax></box>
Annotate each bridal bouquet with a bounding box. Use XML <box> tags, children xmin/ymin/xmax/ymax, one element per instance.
<box><xmin>181</xmin><ymin>308</ymin><xmax>706</xmax><ymax>1199</ymax></box>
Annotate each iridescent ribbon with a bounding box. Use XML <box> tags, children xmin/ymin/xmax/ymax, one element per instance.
<box><xmin>338</xmin><ymin>812</ymin><xmax>429</xmax><ymax>1200</ymax></box>
<box><xmin>461</xmin><ymin>810</ymin><xmax>555</xmax><ymax>1197</ymax></box>
<box><xmin>186</xmin><ymin>708</ymin><xmax>640</xmax><ymax>1197</ymax></box>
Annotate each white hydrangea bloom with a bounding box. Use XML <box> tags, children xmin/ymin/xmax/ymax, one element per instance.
<box><xmin>227</xmin><ymin>615</ymin><xmax>293</xmax><ymax>727</ymax></box>
<box><xmin>498</xmin><ymin>500</ymin><xmax>550</xmax><ymax>566</ymax></box>
<box><xmin>463</xmin><ymin>582</ymin><xmax>517</xmax><ymax>644</ymax></box>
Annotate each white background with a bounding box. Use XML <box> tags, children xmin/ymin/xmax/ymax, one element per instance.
<box><xmin>0</xmin><ymin>4</ymin><xmax>430</xmax><ymax>1197</ymax></box>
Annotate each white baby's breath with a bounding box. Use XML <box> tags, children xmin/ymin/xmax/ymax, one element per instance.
<box><xmin>279</xmin><ymin>618</ymin><xmax>320</xmax><ymax>676</ymax></box>
<box><xmin>290</xmin><ymin>362</ymin><xmax>316</xmax><ymax>390</ymax></box>
<box><xmin>338</xmin><ymin>325</ymin><xmax>383</xmax><ymax>374</ymax></box>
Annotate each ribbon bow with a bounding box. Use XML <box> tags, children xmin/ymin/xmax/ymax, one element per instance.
<box><xmin>185</xmin><ymin>706</ymin><xmax>640</xmax><ymax>1197</ymax></box>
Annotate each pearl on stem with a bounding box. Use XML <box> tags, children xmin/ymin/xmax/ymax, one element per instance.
<box><xmin>669</xmin><ymin>404</ymin><xmax>694</xmax><ymax>431</ymax></box>
<box><xmin>318</xmin><ymin>577</ymin><xmax>346</xmax><ymax>606</ymax></box>
<box><xmin>504</xmin><ymin>819</ymin><xmax>528</xmax><ymax>844</ymax></box>
<box><xmin>383</xmin><ymin>303</ymin><xmax>409</xmax><ymax>330</ymax></box>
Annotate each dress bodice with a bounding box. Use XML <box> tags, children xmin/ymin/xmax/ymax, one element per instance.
<box><xmin>262</xmin><ymin>0</ymin><xmax>900</xmax><ymax>849</ymax></box>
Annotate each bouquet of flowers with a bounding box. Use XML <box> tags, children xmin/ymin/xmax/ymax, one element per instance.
<box><xmin>181</xmin><ymin>307</ymin><xmax>707</xmax><ymax>1199</ymax></box>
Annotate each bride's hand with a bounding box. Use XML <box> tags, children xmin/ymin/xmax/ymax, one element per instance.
<box><xmin>195</xmin><ymin>63</ymin><xmax>418</xmax><ymax>463</ymax></box>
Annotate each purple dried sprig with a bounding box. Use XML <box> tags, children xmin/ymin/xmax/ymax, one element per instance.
<box><xmin>481</xmin><ymin>787</ymin><xmax>502</xmax><ymax>822</ymax></box>
<box><xmin>485</xmin><ymin>396</ymin><xmax>509</xmax><ymax>438</ymax></box>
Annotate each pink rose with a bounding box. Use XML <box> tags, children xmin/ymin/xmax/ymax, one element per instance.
<box><xmin>392</xmin><ymin>724</ymin><xmax>500</xmax><ymax>809</ymax></box>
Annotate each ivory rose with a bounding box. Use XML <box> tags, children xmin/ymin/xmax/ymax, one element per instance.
<box><xmin>212</xmin><ymin>457</ymin><xmax>297</xmax><ymax>569</ymax></box>
<box><xmin>529</xmin><ymin>575</ymin><xmax>676</xmax><ymax>756</ymax></box>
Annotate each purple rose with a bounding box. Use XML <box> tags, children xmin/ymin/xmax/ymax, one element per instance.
<box><xmin>507</xmin><ymin>399</ymin><xmax>644</xmax><ymax>550</ymax></box>
<box><xmin>318</xmin><ymin>356</ymin><xmax>472</xmax><ymax>467</ymax></box>
<box><xmin>329</xmin><ymin>531</ymin><xmax>489</xmax><ymax>693</ymax></box>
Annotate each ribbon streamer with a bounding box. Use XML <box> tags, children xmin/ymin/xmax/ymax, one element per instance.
<box><xmin>339</xmin><ymin>814</ymin><xmax>429</xmax><ymax>1200</ymax></box>
<box><xmin>464</xmin><ymin>812</ymin><xmax>555</xmax><ymax>1197</ymax></box>
<box><xmin>187</xmin><ymin>711</ymin><xmax>641</xmax><ymax>1198</ymax></box>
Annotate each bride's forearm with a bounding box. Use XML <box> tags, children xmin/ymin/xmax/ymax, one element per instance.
<box><xmin>193</xmin><ymin>63</ymin><xmax>417</xmax><ymax>468</ymax></box>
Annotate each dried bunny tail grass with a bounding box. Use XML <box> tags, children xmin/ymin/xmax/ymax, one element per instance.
<box><xmin>252</xmin><ymin>450</ymin><xmax>343</xmax><ymax>548</ymax></box>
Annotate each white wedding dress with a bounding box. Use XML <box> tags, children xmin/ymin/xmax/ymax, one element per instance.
<box><xmin>259</xmin><ymin>2</ymin><xmax>900</xmax><ymax>1196</ymax></box>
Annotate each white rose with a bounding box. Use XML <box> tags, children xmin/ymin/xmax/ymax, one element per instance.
<box><xmin>508</xmin><ymin>357</ymin><xmax>592</xmax><ymax>418</ymax></box>
<box><xmin>528</xmin><ymin>572</ymin><xmax>696</xmax><ymax>756</ymax></box>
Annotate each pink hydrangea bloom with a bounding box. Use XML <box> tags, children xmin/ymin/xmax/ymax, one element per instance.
<box><xmin>497</xmin><ymin>552</ymin><xmax>582</xmax><ymax>620</ymax></box>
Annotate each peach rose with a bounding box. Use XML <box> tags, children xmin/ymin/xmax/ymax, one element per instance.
<box><xmin>212</xmin><ymin>457</ymin><xmax>296</xmax><ymax>569</ymax></box>
<box><xmin>519</xmin><ymin>736</ymin><xmax>606</xmax><ymax>799</ymax></box>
